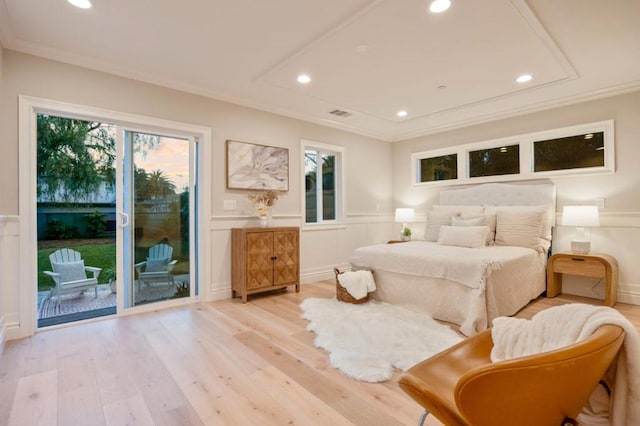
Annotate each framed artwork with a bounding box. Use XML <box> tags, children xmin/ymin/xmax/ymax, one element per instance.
<box><xmin>226</xmin><ymin>140</ymin><xmax>289</xmax><ymax>190</ymax></box>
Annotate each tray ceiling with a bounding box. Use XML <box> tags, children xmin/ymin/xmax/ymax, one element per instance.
<box><xmin>1</xmin><ymin>0</ymin><xmax>638</xmax><ymax>141</ymax></box>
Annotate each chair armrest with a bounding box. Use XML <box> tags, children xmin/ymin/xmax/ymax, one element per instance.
<box><xmin>43</xmin><ymin>270</ymin><xmax>61</xmax><ymax>284</ymax></box>
<box><xmin>85</xmin><ymin>266</ymin><xmax>102</xmax><ymax>279</ymax></box>
<box><xmin>398</xmin><ymin>329</ymin><xmax>493</xmax><ymax>426</ymax></box>
<box><xmin>134</xmin><ymin>261</ymin><xmax>146</xmax><ymax>273</ymax></box>
<box><xmin>167</xmin><ymin>260</ymin><xmax>178</xmax><ymax>272</ymax></box>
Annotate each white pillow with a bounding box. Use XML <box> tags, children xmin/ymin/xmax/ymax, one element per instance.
<box><xmin>424</xmin><ymin>211</ymin><xmax>455</xmax><ymax>242</ymax></box>
<box><xmin>438</xmin><ymin>225</ymin><xmax>489</xmax><ymax>248</ymax></box>
<box><xmin>495</xmin><ymin>210</ymin><xmax>545</xmax><ymax>252</ymax></box>
<box><xmin>451</xmin><ymin>215</ymin><xmax>485</xmax><ymax>226</ymax></box>
<box><xmin>432</xmin><ymin>205</ymin><xmax>484</xmax><ymax>217</ymax></box>
<box><xmin>146</xmin><ymin>257</ymin><xmax>169</xmax><ymax>272</ymax></box>
<box><xmin>485</xmin><ymin>205</ymin><xmax>553</xmax><ymax>241</ymax></box>
<box><xmin>52</xmin><ymin>260</ymin><xmax>87</xmax><ymax>282</ymax></box>
<box><xmin>452</xmin><ymin>215</ymin><xmax>496</xmax><ymax>245</ymax></box>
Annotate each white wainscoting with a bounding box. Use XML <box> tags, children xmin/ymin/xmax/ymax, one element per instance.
<box><xmin>2</xmin><ymin>212</ymin><xmax>639</xmax><ymax>345</ymax></box>
<box><xmin>0</xmin><ymin>216</ymin><xmax>20</xmax><ymax>350</ymax></box>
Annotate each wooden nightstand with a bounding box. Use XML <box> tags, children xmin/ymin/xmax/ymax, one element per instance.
<box><xmin>547</xmin><ymin>253</ymin><xmax>619</xmax><ymax>306</ymax></box>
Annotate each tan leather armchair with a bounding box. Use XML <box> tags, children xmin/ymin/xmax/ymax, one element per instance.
<box><xmin>399</xmin><ymin>324</ymin><xmax>625</xmax><ymax>426</ymax></box>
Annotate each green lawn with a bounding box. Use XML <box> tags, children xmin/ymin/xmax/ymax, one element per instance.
<box><xmin>38</xmin><ymin>242</ymin><xmax>190</xmax><ymax>291</ymax></box>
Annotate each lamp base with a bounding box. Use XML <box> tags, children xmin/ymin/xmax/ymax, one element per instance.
<box><xmin>571</xmin><ymin>240</ymin><xmax>591</xmax><ymax>254</ymax></box>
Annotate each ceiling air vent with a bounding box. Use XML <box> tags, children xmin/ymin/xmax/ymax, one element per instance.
<box><xmin>329</xmin><ymin>109</ymin><xmax>352</xmax><ymax>118</ymax></box>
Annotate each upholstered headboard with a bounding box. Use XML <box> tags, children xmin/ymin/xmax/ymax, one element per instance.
<box><xmin>439</xmin><ymin>182</ymin><xmax>556</xmax><ymax>225</ymax></box>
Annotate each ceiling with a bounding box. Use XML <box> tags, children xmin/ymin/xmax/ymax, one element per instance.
<box><xmin>0</xmin><ymin>0</ymin><xmax>639</xmax><ymax>141</ymax></box>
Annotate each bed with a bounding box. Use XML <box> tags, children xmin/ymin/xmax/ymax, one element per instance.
<box><xmin>350</xmin><ymin>182</ymin><xmax>556</xmax><ymax>336</ymax></box>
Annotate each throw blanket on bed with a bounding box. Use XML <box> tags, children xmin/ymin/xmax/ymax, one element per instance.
<box><xmin>491</xmin><ymin>304</ymin><xmax>640</xmax><ymax>426</ymax></box>
<box><xmin>337</xmin><ymin>270</ymin><xmax>376</xmax><ymax>299</ymax></box>
<box><xmin>350</xmin><ymin>241</ymin><xmax>538</xmax><ymax>290</ymax></box>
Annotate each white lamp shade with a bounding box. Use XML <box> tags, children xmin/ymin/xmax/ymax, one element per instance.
<box><xmin>561</xmin><ymin>206</ymin><xmax>600</xmax><ymax>227</ymax></box>
<box><xmin>395</xmin><ymin>208</ymin><xmax>415</xmax><ymax>223</ymax></box>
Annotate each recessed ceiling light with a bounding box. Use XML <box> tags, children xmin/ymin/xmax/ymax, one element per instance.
<box><xmin>67</xmin><ymin>0</ymin><xmax>92</xmax><ymax>9</ymax></box>
<box><xmin>429</xmin><ymin>0</ymin><xmax>451</xmax><ymax>13</ymax></box>
<box><xmin>397</xmin><ymin>110</ymin><xmax>408</xmax><ymax>117</ymax></box>
<box><xmin>516</xmin><ymin>74</ymin><xmax>533</xmax><ymax>83</ymax></box>
<box><xmin>297</xmin><ymin>74</ymin><xmax>311</xmax><ymax>84</ymax></box>
<box><xmin>355</xmin><ymin>44</ymin><xmax>370</xmax><ymax>53</ymax></box>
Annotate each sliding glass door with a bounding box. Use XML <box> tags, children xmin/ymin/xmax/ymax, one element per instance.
<box><xmin>119</xmin><ymin>130</ymin><xmax>196</xmax><ymax>308</ymax></box>
<box><xmin>35</xmin><ymin>116</ymin><xmax>198</xmax><ymax>328</ymax></box>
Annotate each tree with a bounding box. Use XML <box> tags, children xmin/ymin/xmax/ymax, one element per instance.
<box><xmin>37</xmin><ymin>114</ymin><xmax>162</xmax><ymax>202</ymax></box>
<box><xmin>146</xmin><ymin>170</ymin><xmax>176</xmax><ymax>199</ymax></box>
<box><xmin>37</xmin><ymin>114</ymin><xmax>115</xmax><ymax>201</ymax></box>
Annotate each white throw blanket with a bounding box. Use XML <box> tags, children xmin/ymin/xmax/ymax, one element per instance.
<box><xmin>350</xmin><ymin>242</ymin><xmax>538</xmax><ymax>290</ymax></box>
<box><xmin>337</xmin><ymin>270</ymin><xmax>376</xmax><ymax>299</ymax></box>
<box><xmin>491</xmin><ymin>304</ymin><xmax>640</xmax><ymax>426</ymax></box>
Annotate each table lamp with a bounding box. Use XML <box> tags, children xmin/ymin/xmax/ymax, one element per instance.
<box><xmin>561</xmin><ymin>205</ymin><xmax>600</xmax><ymax>254</ymax></box>
<box><xmin>395</xmin><ymin>208</ymin><xmax>415</xmax><ymax>241</ymax></box>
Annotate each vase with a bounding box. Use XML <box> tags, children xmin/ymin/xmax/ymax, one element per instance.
<box><xmin>259</xmin><ymin>216</ymin><xmax>268</xmax><ymax>228</ymax></box>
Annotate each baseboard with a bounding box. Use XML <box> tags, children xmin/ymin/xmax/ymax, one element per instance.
<box><xmin>301</xmin><ymin>264</ymin><xmax>350</xmax><ymax>284</ymax></box>
<box><xmin>618</xmin><ymin>285</ymin><xmax>640</xmax><ymax>306</ymax></box>
<box><xmin>209</xmin><ymin>286</ymin><xmax>231</xmax><ymax>301</ymax></box>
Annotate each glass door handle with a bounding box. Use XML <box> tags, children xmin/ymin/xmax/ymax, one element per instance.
<box><xmin>119</xmin><ymin>212</ymin><xmax>130</xmax><ymax>227</ymax></box>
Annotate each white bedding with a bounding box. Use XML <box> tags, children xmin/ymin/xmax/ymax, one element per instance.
<box><xmin>350</xmin><ymin>241</ymin><xmax>546</xmax><ymax>336</ymax></box>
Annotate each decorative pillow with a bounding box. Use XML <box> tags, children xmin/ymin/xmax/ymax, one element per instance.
<box><xmin>432</xmin><ymin>204</ymin><xmax>484</xmax><ymax>217</ymax></box>
<box><xmin>52</xmin><ymin>260</ymin><xmax>87</xmax><ymax>282</ymax></box>
<box><xmin>495</xmin><ymin>210</ymin><xmax>545</xmax><ymax>252</ymax></box>
<box><xmin>452</xmin><ymin>215</ymin><xmax>496</xmax><ymax>245</ymax></box>
<box><xmin>451</xmin><ymin>215</ymin><xmax>485</xmax><ymax>226</ymax></box>
<box><xmin>146</xmin><ymin>257</ymin><xmax>169</xmax><ymax>272</ymax></box>
<box><xmin>485</xmin><ymin>205</ymin><xmax>553</xmax><ymax>241</ymax></box>
<box><xmin>437</xmin><ymin>225</ymin><xmax>489</xmax><ymax>248</ymax></box>
<box><xmin>424</xmin><ymin>211</ymin><xmax>453</xmax><ymax>242</ymax></box>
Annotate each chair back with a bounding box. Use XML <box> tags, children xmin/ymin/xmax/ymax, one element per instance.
<box><xmin>49</xmin><ymin>248</ymin><xmax>82</xmax><ymax>264</ymax></box>
<box><xmin>456</xmin><ymin>324</ymin><xmax>625</xmax><ymax>426</ymax></box>
<box><xmin>148</xmin><ymin>243</ymin><xmax>173</xmax><ymax>260</ymax></box>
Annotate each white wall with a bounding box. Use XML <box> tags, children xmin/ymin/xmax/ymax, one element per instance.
<box><xmin>392</xmin><ymin>90</ymin><xmax>640</xmax><ymax>304</ymax></box>
<box><xmin>0</xmin><ymin>50</ymin><xmax>394</xmax><ymax>339</ymax></box>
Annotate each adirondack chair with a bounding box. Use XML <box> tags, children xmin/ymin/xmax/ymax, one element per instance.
<box><xmin>134</xmin><ymin>243</ymin><xmax>177</xmax><ymax>288</ymax></box>
<box><xmin>44</xmin><ymin>248</ymin><xmax>101</xmax><ymax>311</ymax></box>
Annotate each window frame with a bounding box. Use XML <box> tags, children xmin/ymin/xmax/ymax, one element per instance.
<box><xmin>301</xmin><ymin>140</ymin><xmax>345</xmax><ymax>229</ymax></box>
<box><xmin>411</xmin><ymin>120</ymin><xmax>614</xmax><ymax>187</ymax></box>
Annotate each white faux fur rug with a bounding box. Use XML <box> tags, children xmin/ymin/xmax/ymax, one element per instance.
<box><xmin>300</xmin><ymin>297</ymin><xmax>463</xmax><ymax>382</ymax></box>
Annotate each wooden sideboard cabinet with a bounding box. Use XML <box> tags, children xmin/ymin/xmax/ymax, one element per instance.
<box><xmin>231</xmin><ymin>227</ymin><xmax>300</xmax><ymax>302</ymax></box>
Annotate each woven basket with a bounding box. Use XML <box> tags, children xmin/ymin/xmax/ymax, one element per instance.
<box><xmin>334</xmin><ymin>268</ymin><xmax>369</xmax><ymax>304</ymax></box>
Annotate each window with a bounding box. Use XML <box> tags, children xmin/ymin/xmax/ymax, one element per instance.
<box><xmin>418</xmin><ymin>154</ymin><xmax>458</xmax><ymax>182</ymax></box>
<box><xmin>469</xmin><ymin>144</ymin><xmax>519</xmax><ymax>178</ymax></box>
<box><xmin>533</xmin><ymin>132</ymin><xmax>604</xmax><ymax>172</ymax></box>
<box><xmin>412</xmin><ymin>120</ymin><xmax>614</xmax><ymax>186</ymax></box>
<box><xmin>302</xmin><ymin>141</ymin><xmax>344</xmax><ymax>225</ymax></box>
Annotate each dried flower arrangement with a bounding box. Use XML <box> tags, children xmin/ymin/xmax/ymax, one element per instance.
<box><xmin>247</xmin><ymin>190</ymin><xmax>279</xmax><ymax>218</ymax></box>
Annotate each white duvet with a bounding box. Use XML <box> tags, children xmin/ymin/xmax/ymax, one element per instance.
<box><xmin>349</xmin><ymin>241</ymin><xmax>545</xmax><ymax>335</ymax></box>
<box><xmin>350</xmin><ymin>241</ymin><xmax>539</xmax><ymax>290</ymax></box>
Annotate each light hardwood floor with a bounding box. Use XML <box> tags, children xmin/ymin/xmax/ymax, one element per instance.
<box><xmin>1</xmin><ymin>281</ymin><xmax>639</xmax><ymax>426</ymax></box>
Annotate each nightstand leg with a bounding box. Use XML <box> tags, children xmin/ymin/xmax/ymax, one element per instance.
<box><xmin>546</xmin><ymin>271</ymin><xmax>562</xmax><ymax>298</ymax></box>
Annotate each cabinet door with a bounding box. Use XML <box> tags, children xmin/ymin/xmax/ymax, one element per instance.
<box><xmin>273</xmin><ymin>230</ymin><xmax>299</xmax><ymax>286</ymax></box>
<box><xmin>246</xmin><ymin>232</ymin><xmax>274</xmax><ymax>290</ymax></box>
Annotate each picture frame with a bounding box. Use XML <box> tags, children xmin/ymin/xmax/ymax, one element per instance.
<box><xmin>226</xmin><ymin>140</ymin><xmax>289</xmax><ymax>191</ymax></box>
